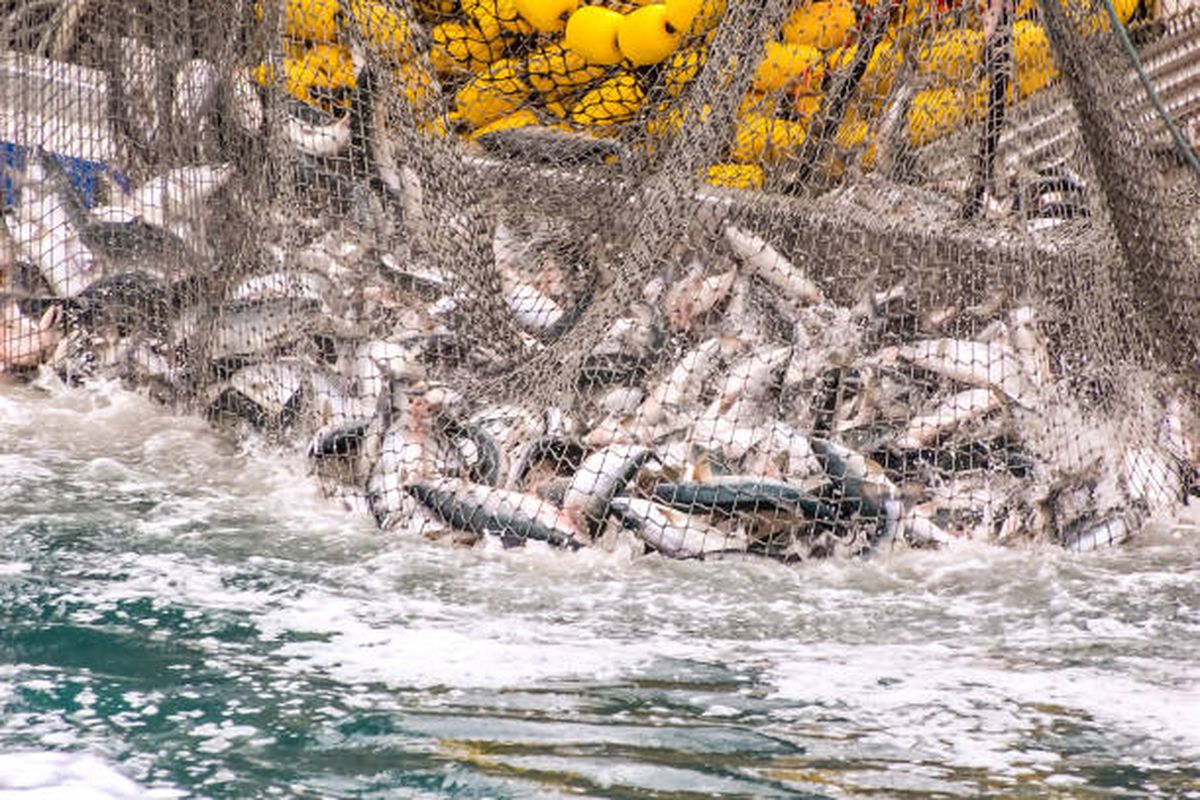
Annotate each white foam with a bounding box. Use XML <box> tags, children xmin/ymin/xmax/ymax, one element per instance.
<box><xmin>766</xmin><ymin>642</ymin><xmax>1200</xmax><ymax>771</ymax></box>
<box><xmin>0</xmin><ymin>751</ymin><xmax>182</xmax><ymax>799</ymax></box>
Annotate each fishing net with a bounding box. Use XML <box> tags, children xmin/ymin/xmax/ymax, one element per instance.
<box><xmin>1</xmin><ymin>0</ymin><xmax>1196</xmax><ymax>558</ymax></box>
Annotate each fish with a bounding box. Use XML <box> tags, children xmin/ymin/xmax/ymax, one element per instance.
<box><xmin>308</xmin><ymin>418</ymin><xmax>368</xmax><ymax>460</ymax></box>
<box><xmin>408</xmin><ymin>478</ymin><xmax>586</xmax><ymax>549</ymax></box>
<box><xmin>1006</xmin><ymin>306</ymin><xmax>1053</xmax><ymax>387</ymax></box>
<box><xmin>650</xmin><ymin>475</ymin><xmax>837</xmax><ymax>520</ymax></box>
<box><xmin>895</xmin><ymin>387</ymin><xmax>1004</xmax><ymax>449</ymax></box>
<box><xmin>72</xmin><ymin>271</ymin><xmax>172</xmax><ymax>335</ymax></box>
<box><xmin>285</xmin><ymin>110</ymin><xmax>353</xmax><ymax>158</ymax></box>
<box><xmin>510</xmin><ymin>436</ymin><xmax>587</xmax><ymax>495</ymax></box>
<box><xmin>596</xmin><ymin>385</ymin><xmax>644</xmax><ymax>417</ymax></box>
<box><xmin>365</xmin><ymin>385</ymin><xmax>458</xmax><ymax>526</ymax></box>
<box><xmin>1062</xmin><ymin>510</ymin><xmax>1135</xmax><ymax>553</ymax></box>
<box><xmin>127</xmin><ymin>163</ymin><xmax>235</xmax><ymax>229</ymax></box>
<box><xmin>10</xmin><ymin>156</ymin><xmax>102</xmax><ymax>297</ymax></box>
<box><xmin>227</xmin><ymin>271</ymin><xmax>337</xmax><ymax>311</ymax></box>
<box><xmin>228</xmin><ymin>359</ymin><xmax>307</xmax><ymax>416</ymax></box>
<box><xmin>0</xmin><ymin>300</ymin><xmax>62</xmax><ymax>371</ymax></box>
<box><xmin>228</xmin><ymin>68</ymin><xmax>265</xmax><ymax>136</ymax></box>
<box><xmin>79</xmin><ymin>219</ymin><xmax>193</xmax><ymax>274</ymax></box>
<box><xmin>635</xmin><ymin>335</ymin><xmax>732</xmax><ymax>429</ymax></box>
<box><xmin>174</xmin><ymin>298</ymin><xmax>322</xmax><ymax>361</ymax></box>
<box><xmin>893</xmin><ymin>338</ymin><xmax>1037</xmax><ymax>404</ymax></box>
<box><xmin>711</xmin><ymin>344</ymin><xmax>792</xmax><ymax>412</ymax></box>
<box><xmin>173</xmin><ymin>58</ymin><xmax>219</xmax><ymax>129</ymax></box>
<box><xmin>367</xmin><ymin>422</ymin><xmax>435</xmax><ymax>527</ymax></box>
<box><xmin>810</xmin><ymin>437</ymin><xmax>899</xmax><ymax>518</ymax></box>
<box><xmin>116</xmin><ymin>36</ymin><xmax>162</xmax><ymax>149</ymax></box>
<box><xmin>345</xmin><ymin>338</ymin><xmax>426</xmax><ymax>411</ymax></box>
<box><xmin>749</xmin><ymin>419</ymin><xmax>821</xmax><ymax>480</ymax></box>
<box><xmin>448</xmin><ymin>423</ymin><xmax>505</xmax><ymax>486</ymax></box>
<box><xmin>500</xmin><ymin>272</ymin><xmax>565</xmax><ymax>332</ymax></box>
<box><xmin>724</xmin><ymin>225</ymin><xmax>823</xmax><ymax>306</ymax></box>
<box><xmin>609</xmin><ymin>496</ymin><xmax>749</xmax><ymax>559</ymax></box>
<box><xmin>662</xmin><ymin>257</ymin><xmax>737</xmax><ymax>331</ymax></box>
<box><xmin>561</xmin><ymin>443</ymin><xmax>656</xmax><ymax>536</ymax></box>
<box><xmin>585</xmin><ymin>302</ymin><xmax>664</xmax><ymax>371</ymax></box>
<box><xmin>896</xmin><ymin>505</ymin><xmax>956</xmax><ymax>548</ymax></box>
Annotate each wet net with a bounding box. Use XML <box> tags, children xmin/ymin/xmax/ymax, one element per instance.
<box><xmin>1</xmin><ymin>0</ymin><xmax>1197</xmax><ymax>559</ymax></box>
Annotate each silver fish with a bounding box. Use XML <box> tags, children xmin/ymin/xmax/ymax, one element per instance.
<box><xmin>609</xmin><ymin>496</ymin><xmax>748</xmax><ymax>559</ymax></box>
<box><xmin>366</xmin><ymin>385</ymin><xmax>459</xmax><ymax>526</ymax></box>
<box><xmin>810</xmin><ymin>437</ymin><xmax>898</xmax><ymax>518</ymax></box>
<box><xmin>367</xmin><ymin>422</ymin><xmax>434</xmax><ymax>527</ymax></box>
<box><xmin>662</xmin><ymin>257</ymin><xmax>737</xmax><ymax>331</ymax></box>
<box><xmin>597</xmin><ymin>385</ymin><xmax>644</xmax><ymax>417</ymax></box>
<box><xmin>709</xmin><ymin>344</ymin><xmax>792</xmax><ymax>414</ymax></box>
<box><xmin>129</xmin><ymin>163</ymin><xmax>234</xmax><ymax>228</ymax></box>
<box><xmin>175</xmin><ymin>298</ymin><xmax>320</xmax><ymax>361</ymax></box>
<box><xmin>500</xmin><ymin>270</ymin><xmax>565</xmax><ymax>332</ymax></box>
<box><xmin>896</xmin><ymin>506</ymin><xmax>956</xmax><ymax>549</ymax></box>
<box><xmin>1007</xmin><ymin>306</ymin><xmax>1053</xmax><ymax>387</ymax></box>
<box><xmin>227</xmin><ymin>271</ymin><xmax>336</xmax><ymax>309</ymax></box>
<box><xmin>895</xmin><ymin>387</ymin><xmax>1003</xmax><ymax>449</ymax></box>
<box><xmin>0</xmin><ymin>301</ymin><xmax>62</xmax><ymax>371</ymax></box>
<box><xmin>285</xmin><ymin>112</ymin><xmax>352</xmax><ymax>157</ymax></box>
<box><xmin>724</xmin><ymin>225</ymin><xmax>823</xmax><ymax>306</ymax></box>
<box><xmin>894</xmin><ymin>338</ymin><xmax>1036</xmax><ymax>404</ymax></box>
<box><xmin>225</xmin><ymin>359</ymin><xmax>308</xmax><ymax>420</ymax></box>
<box><xmin>118</xmin><ymin>37</ymin><xmax>161</xmax><ymax>148</ymax></box>
<box><xmin>11</xmin><ymin>158</ymin><xmax>101</xmax><ymax>297</ymax></box>
<box><xmin>408</xmin><ymin>478</ymin><xmax>586</xmax><ymax>549</ymax></box>
<box><xmin>173</xmin><ymin>58</ymin><xmax>219</xmax><ymax>129</ymax></box>
<box><xmin>1063</xmin><ymin>511</ymin><xmax>1135</xmax><ymax>553</ymax></box>
<box><xmin>650</xmin><ymin>474</ymin><xmax>836</xmax><ymax>520</ymax></box>
<box><xmin>636</xmin><ymin>335</ymin><xmax>732</xmax><ymax>429</ymax></box>
<box><xmin>561</xmin><ymin>443</ymin><xmax>656</xmax><ymax>535</ymax></box>
<box><xmin>229</xmin><ymin>68</ymin><xmax>265</xmax><ymax>135</ymax></box>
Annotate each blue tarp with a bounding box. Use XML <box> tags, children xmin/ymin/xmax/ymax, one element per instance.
<box><xmin>1</xmin><ymin>143</ymin><xmax>129</xmax><ymax>210</ymax></box>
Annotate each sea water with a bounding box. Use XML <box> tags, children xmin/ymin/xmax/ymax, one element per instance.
<box><xmin>1</xmin><ymin>376</ymin><xmax>1197</xmax><ymax>798</ymax></box>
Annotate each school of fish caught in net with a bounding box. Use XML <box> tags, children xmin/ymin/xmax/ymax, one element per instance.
<box><xmin>0</xmin><ymin>0</ymin><xmax>1197</xmax><ymax>560</ymax></box>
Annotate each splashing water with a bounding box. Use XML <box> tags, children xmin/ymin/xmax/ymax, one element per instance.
<box><xmin>1</xmin><ymin>377</ymin><xmax>1197</xmax><ymax>798</ymax></box>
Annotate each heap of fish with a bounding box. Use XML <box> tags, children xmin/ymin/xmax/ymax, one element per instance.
<box><xmin>1</xmin><ymin>43</ymin><xmax>1197</xmax><ymax>562</ymax></box>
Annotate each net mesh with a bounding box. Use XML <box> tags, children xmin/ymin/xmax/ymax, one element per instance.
<box><xmin>1</xmin><ymin>0</ymin><xmax>1197</xmax><ymax>558</ymax></box>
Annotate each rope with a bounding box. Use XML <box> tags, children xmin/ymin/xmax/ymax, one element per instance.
<box><xmin>1101</xmin><ymin>0</ymin><xmax>1200</xmax><ymax>184</ymax></box>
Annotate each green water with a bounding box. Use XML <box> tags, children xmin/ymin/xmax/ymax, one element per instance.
<box><xmin>1</xmin><ymin>378</ymin><xmax>1197</xmax><ymax>798</ymax></box>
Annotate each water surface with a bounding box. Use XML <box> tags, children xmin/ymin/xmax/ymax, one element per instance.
<box><xmin>1</xmin><ymin>376</ymin><xmax>1197</xmax><ymax>798</ymax></box>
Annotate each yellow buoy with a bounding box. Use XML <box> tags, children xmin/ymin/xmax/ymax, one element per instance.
<box><xmin>526</xmin><ymin>43</ymin><xmax>607</xmax><ymax>99</ymax></box>
<box><xmin>570</xmin><ymin>72</ymin><xmax>645</xmax><ymax>125</ymax></box>
<box><xmin>453</xmin><ymin>59</ymin><xmax>529</xmax><ymax>128</ymax></box>
<box><xmin>1011</xmin><ymin>20</ymin><xmax>1059</xmax><ymax>99</ymax></box>
<box><xmin>730</xmin><ymin>113</ymin><xmax>807</xmax><ymax>163</ymax></box>
<box><xmin>916</xmin><ymin>28</ymin><xmax>984</xmax><ymax>84</ymax></box>
<box><xmin>255</xmin><ymin>0</ymin><xmax>341</xmax><ymax>44</ymax></box>
<box><xmin>907</xmin><ymin>86</ymin><xmax>985</xmax><ymax>147</ymax></box>
<box><xmin>469</xmin><ymin>107</ymin><xmax>541</xmax><ymax>137</ymax></box>
<box><xmin>564</xmin><ymin>5</ymin><xmax>625</xmax><ymax>65</ymax></box>
<box><xmin>663</xmin><ymin>46</ymin><xmax>704</xmax><ymax>96</ymax></box>
<box><xmin>348</xmin><ymin>1</ymin><xmax>415</xmax><ymax>63</ymax></box>
<box><xmin>429</xmin><ymin>21</ymin><xmax>506</xmax><ymax>74</ymax></box>
<box><xmin>752</xmin><ymin>41</ymin><xmax>824</xmax><ymax>94</ymax></box>
<box><xmin>617</xmin><ymin>4</ymin><xmax>682</xmax><ymax>67</ymax></box>
<box><xmin>464</xmin><ymin>0</ymin><xmax>534</xmax><ymax>36</ymax></box>
<box><xmin>513</xmin><ymin>0</ymin><xmax>580</xmax><ymax>33</ymax></box>
<box><xmin>781</xmin><ymin>0</ymin><xmax>857</xmax><ymax>51</ymax></box>
<box><xmin>706</xmin><ymin>162</ymin><xmax>765</xmax><ymax>189</ymax></box>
